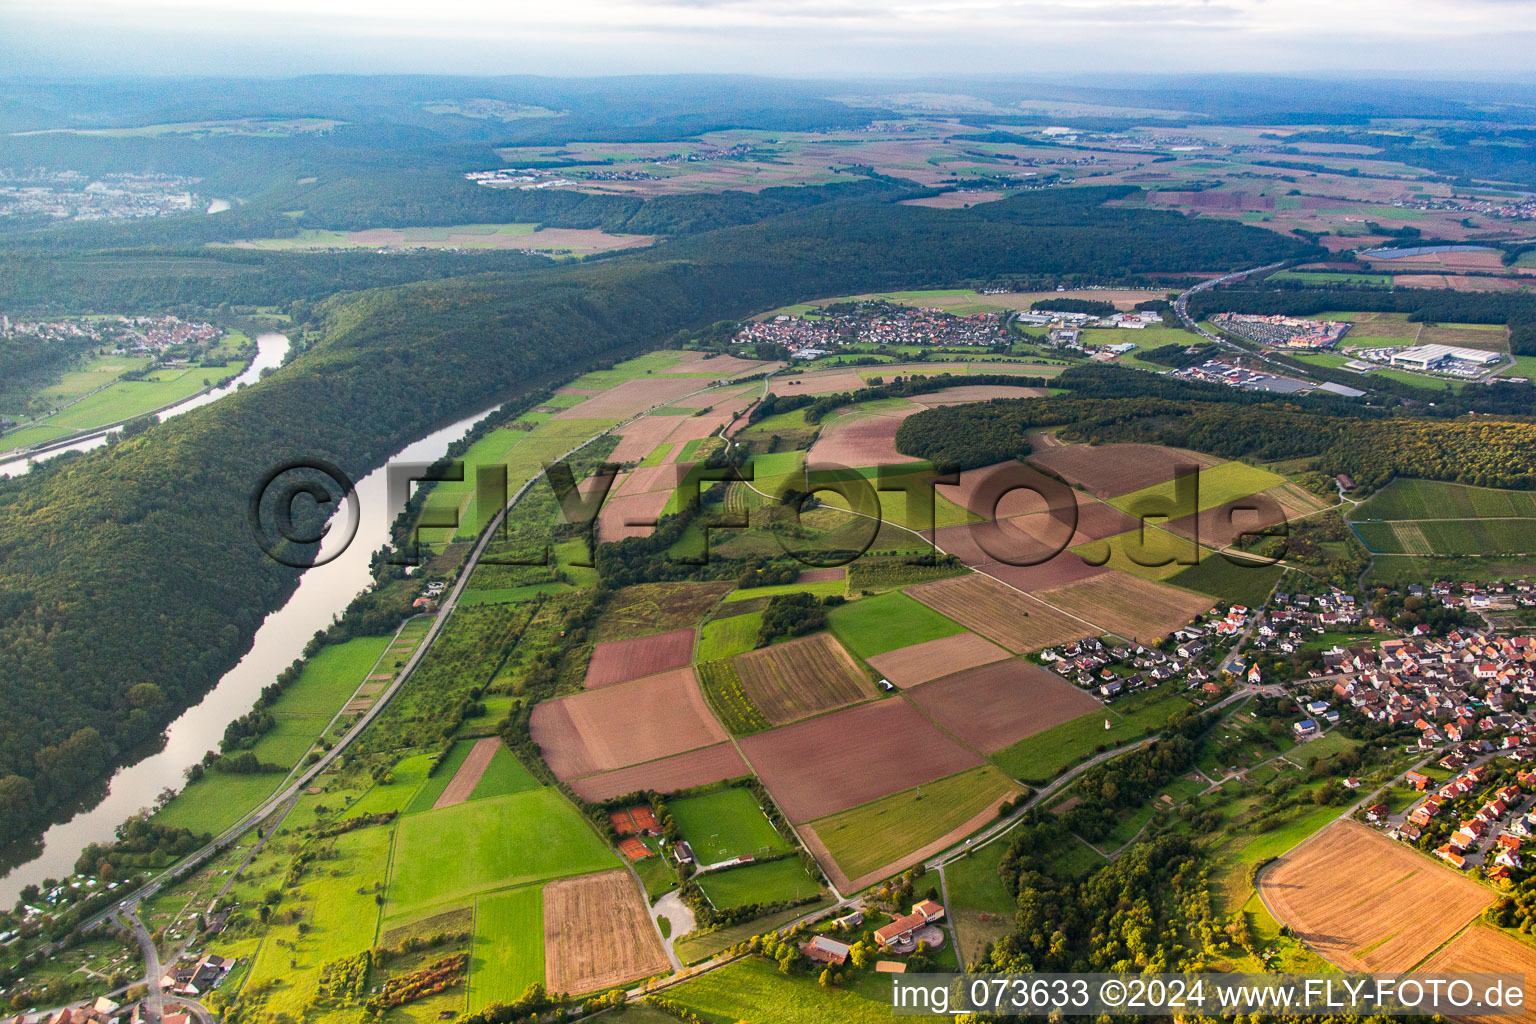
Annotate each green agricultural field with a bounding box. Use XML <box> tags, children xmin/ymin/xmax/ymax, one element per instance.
<box><xmin>416</xmin><ymin>415</ymin><xmax>620</xmax><ymax>545</ymax></box>
<box><xmin>468</xmin><ymin>885</ymin><xmax>545</xmax><ymax>1011</ymax></box>
<box><xmin>638</xmin><ymin>441</ymin><xmax>676</xmax><ymax>466</ymax></box>
<box><xmin>346</xmin><ymin>754</ymin><xmax>434</xmax><ymax>817</ymax></box>
<box><xmin>1351</xmin><ymin>478</ymin><xmax>1536</xmax><ymax>520</ymax></box>
<box><xmin>698</xmin><ymin>610</ymin><xmax>762</xmax><ymax>661</ymax></box>
<box><xmin>742</xmin><ymin>450</ymin><xmax>807</xmax><ymax>497</ymax></box>
<box><xmin>387</xmin><ymin>789</ymin><xmax>615</xmax><ymax>919</ymax></box>
<box><xmin>1168</xmin><ymin>555</ymin><xmax>1285</xmax><ymax>609</ymax></box>
<box><xmin>21</xmin><ymin>361</ymin><xmax>248</xmax><ymax>438</ymax></box>
<box><xmin>567</xmin><ymin>350</ymin><xmax>720</xmax><ymax>388</ymax></box>
<box><xmin>826</xmin><ymin>590</ymin><xmax>966</xmax><ymax>659</ymax></box>
<box><xmin>943</xmin><ymin>839</ymin><xmax>1015</xmax><ymax>961</ymax></box>
<box><xmin>992</xmin><ymin>689</ymin><xmax>1191</xmax><ymax>783</ymax></box>
<box><xmin>1109</xmin><ymin>460</ymin><xmax>1284</xmax><ymax>514</ymax></box>
<box><xmin>239</xmin><ymin>824</ymin><xmax>391</xmax><ymax>1020</ymax></box>
<box><xmin>667</xmin><ymin>956</ymin><xmax>927</xmax><ymax>1023</ymax></box>
<box><xmin>1354</xmin><ymin>518</ymin><xmax>1536</xmax><ymax>556</ymax></box>
<box><xmin>1270</xmin><ymin>271</ymin><xmax>1392</xmax><ymax>286</ymax></box>
<box><xmin>722</xmin><ymin>579</ymin><xmax>846</xmax><ymax>603</ymax></box>
<box><xmin>672</xmin><ymin>903</ymin><xmax>830</xmax><ymax>965</ymax></box>
<box><xmin>1367</xmin><ymin>553</ymin><xmax>1536</xmax><ymax>585</ymax></box>
<box><xmin>1292</xmin><ymin>730</ymin><xmax>1360</xmax><ymax>765</ymax></box>
<box><xmin>1071</xmin><ymin>527</ymin><xmax>1201</xmax><ymax>582</ymax></box>
<box><xmin>809</xmin><ymin>766</ymin><xmax>1019</xmax><ymax>883</ymax></box>
<box><xmin>404</xmin><ymin>739</ymin><xmax>478</xmax><ymax>813</ymax></box>
<box><xmin>469</xmin><ymin>745</ymin><xmax>541</xmax><ymax>801</ymax></box>
<box><xmin>670</xmin><ymin>786</ymin><xmax>791</xmax><ymax>863</ymax></box>
<box><xmin>697</xmin><ymin>858</ymin><xmax>821</xmax><ymax>909</ymax></box>
<box><xmin>153</xmin><ymin>634</ymin><xmax>392</xmax><ymax>833</ymax></box>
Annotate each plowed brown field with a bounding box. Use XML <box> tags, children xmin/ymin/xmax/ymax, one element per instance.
<box><xmin>866</xmin><ymin>632</ymin><xmax>1011</xmax><ymax>688</ymax></box>
<box><xmin>584</xmin><ymin>628</ymin><xmax>696</xmax><ymax>688</ymax></box>
<box><xmin>908</xmin><ymin>573</ymin><xmax>1091</xmax><ymax>652</ymax></box>
<box><xmin>530</xmin><ymin>668</ymin><xmax>726</xmax><ymax>780</ymax></box>
<box><xmin>1027</xmin><ymin>443</ymin><xmax>1223</xmax><ymax>499</ymax></box>
<box><xmin>733</xmin><ymin>633</ymin><xmax>873</xmax><ymax>724</ymax></box>
<box><xmin>567</xmin><ymin>742</ymin><xmax>750</xmax><ymax>802</ymax></box>
<box><xmin>1037</xmin><ymin>571</ymin><xmax>1213</xmax><ymax>641</ymax></box>
<box><xmin>739</xmin><ymin>699</ymin><xmax>983</xmax><ymax>822</ymax></box>
<box><xmin>906</xmin><ymin>660</ymin><xmax>1101</xmax><ymax>753</ymax></box>
<box><xmin>1420</xmin><ymin>925</ymin><xmax>1536</xmax><ymax>1024</ymax></box>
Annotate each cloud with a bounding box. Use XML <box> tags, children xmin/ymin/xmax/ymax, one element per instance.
<box><xmin>2</xmin><ymin>0</ymin><xmax>1536</xmax><ymax>75</ymax></box>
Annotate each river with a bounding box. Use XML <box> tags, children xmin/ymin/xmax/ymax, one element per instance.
<box><xmin>0</xmin><ymin>331</ymin><xmax>292</xmax><ymax>479</ymax></box>
<box><xmin>0</xmin><ymin>384</ymin><xmax>497</xmax><ymax>903</ymax></box>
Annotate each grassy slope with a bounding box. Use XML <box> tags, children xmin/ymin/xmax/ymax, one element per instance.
<box><xmin>808</xmin><ymin>766</ymin><xmax>1018</xmax><ymax>882</ymax></box>
<box><xmin>468</xmin><ymin>884</ymin><xmax>545</xmax><ymax>1010</ymax></box>
<box><xmin>387</xmin><ymin>788</ymin><xmax>616</xmax><ymax>920</ymax></box>
<box><xmin>153</xmin><ymin>634</ymin><xmax>393</xmax><ymax>834</ymax></box>
<box><xmin>826</xmin><ymin>590</ymin><xmax>966</xmax><ymax>659</ymax></box>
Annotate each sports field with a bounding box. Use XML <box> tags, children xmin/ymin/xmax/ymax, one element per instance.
<box><xmin>387</xmin><ymin>789</ymin><xmax>616</xmax><ymax>919</ymax></box>
<box><xmin>670</xmin><ymin>786</ymin><xmax>791</xmax><ymax>863</ymax></box>
<box><xmin>468</xmin><ymin>885</ymin><xmax>545</xmax><ymax>1010</ymax></box>
<box><xmin>697</xmin><ymin>858</ymin><xmax>821</xmax><ymax>908</ymax></box>
<box><xmin>826</xmin><ymin>589</ymin><xmax>966</xmax><ymax>659</ymax></box>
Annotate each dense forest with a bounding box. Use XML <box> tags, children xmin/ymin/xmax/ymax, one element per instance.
<box><xmin>0</xmin><ymin>186</ymin><xmax>1313</xmax><ymax>847</ymax></box>
<box><xmin>897</xmin><ymin>370</ymin><xmax>1536</xmax><ymax>491</ymax></box>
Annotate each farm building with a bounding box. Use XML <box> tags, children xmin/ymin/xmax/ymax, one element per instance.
<box><xmin>803</xmin><ymin>935</ymin><xmax>852</xmax><ymax>966</ymax></box>
<box><xmin>1390</xmin><ymin>344</ymin><xmax>1500</xmax><ymax>370</ymax></box>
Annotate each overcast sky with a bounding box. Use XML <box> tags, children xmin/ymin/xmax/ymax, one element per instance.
<box><xmin>2</xmin><ymin>0</ymin><xmax>1535</xmax><ymax>78</ymax></box>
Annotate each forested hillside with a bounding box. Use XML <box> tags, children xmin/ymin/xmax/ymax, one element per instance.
<box><xmin>0</xmin><ymin>186</ymin><xmax>1311</xmax><ymax>847</ymax></box>
<box><xmin>897</xmin><ymin>376</ymin><xmax>1536</xmax><ymax>491</ymax></box>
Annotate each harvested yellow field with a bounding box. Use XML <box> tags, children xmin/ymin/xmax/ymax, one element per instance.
<box><xmin>1260</xmin><ymin>820</ymin><xmax>1492</xmax><ymax>973</ymax></box>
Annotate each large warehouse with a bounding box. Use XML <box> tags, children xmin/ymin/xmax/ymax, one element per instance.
<box><xmin>1389</xmin><ymin>344</ymin><xmax>1502</xmax><ymax>370</ymax></box>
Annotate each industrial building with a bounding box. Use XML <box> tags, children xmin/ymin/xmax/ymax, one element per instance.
<box><xmin>1389</xmin><ymin>344</ymin><xmax>1501</xmax><ymax>370</ymax></box>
